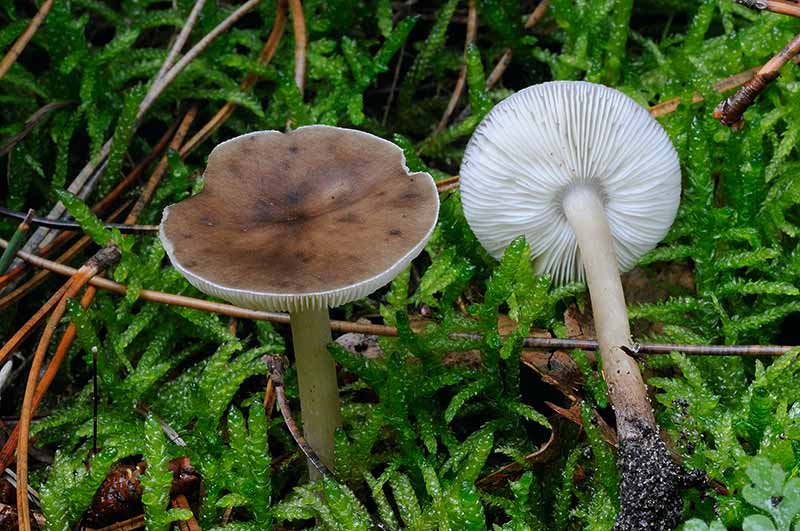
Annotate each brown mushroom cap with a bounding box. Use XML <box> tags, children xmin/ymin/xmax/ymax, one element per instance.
<box><xmin>160</xmin><ymin>125</ymin><xmax>439</xmax><ymax>311</ymax></box>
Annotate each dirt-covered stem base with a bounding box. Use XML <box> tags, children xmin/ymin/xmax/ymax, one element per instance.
<box><xmin>562</xmin><ymin>186</ymin><xmax>682</xmax><ymax>529</ymax></box>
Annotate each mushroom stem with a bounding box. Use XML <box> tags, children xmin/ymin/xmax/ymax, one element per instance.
<box><xmin>561</xmin><ymin>186</ymin><xmax>655</xmax><ymax>436</ymax></box>
<box><xmin>289</xmin><ymin>307</ymin><xmax>341</xmax><ymax>479</ymax></box>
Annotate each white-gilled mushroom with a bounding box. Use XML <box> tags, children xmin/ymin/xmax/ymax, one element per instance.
<box><xmin>460</xmin><ymin>81</ymin><xmax>683</xmax><ymax>530</ymax></box>
<box><xmin>160</xmin><ymin>125</ymin><xmax>439</xmax><ymax>475</ymax></box>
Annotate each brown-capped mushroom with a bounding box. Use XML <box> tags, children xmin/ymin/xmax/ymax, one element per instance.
<box><xmin>160</xmin><ymin>125</ymin><xmax>439</xmax><ymax>475</ymax></box>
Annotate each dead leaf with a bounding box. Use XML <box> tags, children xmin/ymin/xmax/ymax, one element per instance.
<box><xmin>546</xmin><ymin>401</ymin><xmax>618</xmax><ymax>447</ymax></box>
<box><xmin>476</xmin><ymin>421</ymin><xmax>561</xmax><ymax>487</ymax></box>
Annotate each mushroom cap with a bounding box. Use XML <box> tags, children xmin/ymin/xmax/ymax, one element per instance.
<box><xmin>459</xmin><ymin>81</ymin><xmax>681</xmax><ymax>285</ymax></box>
<box><xmin>160</xmin><ymin>125</ymin><xmax>439</xmax><ymax>311</ymax></box>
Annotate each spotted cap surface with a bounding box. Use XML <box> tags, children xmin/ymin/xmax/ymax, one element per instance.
<box><xmin>160</xmin><ymin>125</ymin><xmax>439</xmax><ymax>311</ymax></box>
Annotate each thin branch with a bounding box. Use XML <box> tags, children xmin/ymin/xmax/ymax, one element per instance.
<box><xmin>18</xmin><ymin>0</ymin><xmax>262</xmax><ymax>261</ymax></box>
<box><xmin>0</xmin><ymin>101</ymin><xmax>76</xmax><ymax>157</ymax></box>
<box><xmin>736</xmin><ymin>0</ymin><xmax>800</xmax><ymax>17</ymax></box>
<box><xmin>172</xmin><ymin>495</ymin><xmax>202</xmax><ymax>531</ymax></box>
<box><xmin>766</xmin><ymin>0</ymin><xmax>800</xmax><ymax>17</ymax></box>
<box><xmin>484</xmin><ymin>0</ymin><xmax>551</xmax><ymax>91</ymax></box>
<box><xmin>179</xmin><ymin>1</ymin><xmax>287</xmax><ymax>156</ymax></box>
<box><xmin>266</xmin><ymin>356</ymin><xmax>412</xmax><ymax>531</ymax></box>
<box><xmin>0</xmin><ymin>202</ymin><xmax>130</xmax><ymax>310</ymax></box>
<box><xmin>241</xmin><ymin>1</ymin><xmax>289</xmax><ymax>93</ymax></box>
<box><xmin>485</xmin><ymin>49</ymin><xmax>513</xmax><ymax>90</ymax></box>
<box><xmin>137</xmin><ymin>0</ymin><xmax>263</xmax><ymax>120</ymax></box>
<box><xmin>265</xmin><ymin>355</ymin><xmax>333</xmax><ymax>477</ymax></box>
<box><xmin>456</xmin><ymin>0</ymin><xmax>550</xmax><ymax>120</ymax></box>
<box><xmin>125</xmin><ymin>105</ymin><xmax>199</xmax><ymax>223</ymax></box>
<box><xmin>0</xmin><ymin>283</ymin><xmax>70</xmax><ymax>368</ymax></box>
<box><xmin>714</xmin><ymin>31</ymin><xmax>800</xmax><ymax>128</ymax></box>
<box><xmin>16</xmin><ymin>141</ymin><xmax>110</xmax><ymax>269</ymax></box>
<box><xmin>134</xmin><ymin>403</ymin><xmax>187</xmax><ymax>447</ymax></box>
<box><xmin>524</xmin><ymin>0</ymin><xmax>552</xmax><ymax>30</ymax></box>
<box><xmin>152</xmin><ymin>0</ymin><xmax>209</xmax><ymax>83</ymax></box>
<box><xmin>1</xmin><ymin>285</ymin><xmax>100</xmax><ymax>471</ymax></box>
<box><xmin>16</xmin><ymin>246</ymin><xmax>120</xmax><ymax>531</ymax></box>
<box><xmin>435</xmin><ymin>175</ymin><xmax>460</xmax><ymax>188</ymax></box>
<box><xmin>0</xmin><ymin>238</ymin><xmax>796</xmax><ymax>358</ymax></box>
<box><xmin>0</xmin><ymin>0</ymin><xmax>54</xmax><ymax>80</ymax></box>
<box><xmin>288</xmin><ymin>0</ymin><xmax>307</xmax><ymax>98</ymax></box>
<box><xmin>92</xmin><ymin>114</ymin><xmax>183</xmax><ymax>215</ymax></box>
<box><xmin>0</xmin><ymin>210</ymin><xmax>34</xmax><ymax>274</ymax></box>
<box><xmin>649</xmin><ymin>66</ymin><xmax>760</xmax><ymax>118</ymax></box>
<box><xmin>0</xmin><ymin>207</ymin><xmax>157</xmax><ymax>234</ymax></box>
<box><xmin>436</xmin><ymin>181</ymin><xmax>460</xmax><ymax>193</ymax></box>
<box><xmin>381</xmin><ymin>41</ymin><xmax>406</xmax><ymax>126</ymax></box>
<box><xmin>84</xmin><ymin>514</ymin><xmax>145</xmax><ymax>531</ymax></box>
<box><xmin>435</xmin><ymin>0</ymin><xmax>477</xmax><ymax>133</ymax></box>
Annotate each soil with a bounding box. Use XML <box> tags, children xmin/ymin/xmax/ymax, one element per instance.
<box><xmin>614</xmin><ymin>420</ymin><xmax>684</xmax><ymax>531</ymax></box>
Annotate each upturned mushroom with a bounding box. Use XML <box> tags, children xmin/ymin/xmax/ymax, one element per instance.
<box><xmin>160</xmin><ymin>125</ymin><xmax>439</xmax><ymax>475</ymax></box>
<box><xmin>460</xmin><ymin>81</ymin><xmax>683</xmax><ymax>530</ymax></box>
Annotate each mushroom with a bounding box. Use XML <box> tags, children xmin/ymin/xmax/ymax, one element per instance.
<box><xmin>159</xmin><ymin>125</ymin><xmax>439</xmax><ymax>475</ymax></box>
<box><xmin>459</xmin><ymin>81</ymin><xmax>683</xmax><ymax>529</ymax></box>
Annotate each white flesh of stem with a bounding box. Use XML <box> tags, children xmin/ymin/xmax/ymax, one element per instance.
<box><xmin>562</xmin><ymin>185</ymin><xmax>655</xmax><ymax>436</ymax></box>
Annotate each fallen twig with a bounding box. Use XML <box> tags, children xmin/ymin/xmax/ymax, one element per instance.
<box><xmin>0</xmin><ymin>207</ymin><xmax>157</xmax><ymax>234</ymax></box>
<box><xmin>136</xmin><ymin>0</ymin><xmax>262</xmax><ymax>120</ymax></box>
<box><xmin>179</xmin><ymin>1</ymin><xmax>287</xmax><ymax>156</ymax></box>
<box><xmin>125</xmin><ymin>106</ymin><xmax>199</xmax><ymax>223</ymax></box>
<box><xmin>0</xmin><ymin>101</ymin><xmax>76</xmax><ymax>157</ymax></box>
<box><xmin>714</xmin><ymin>31</ymin><xmax>800</xmax><ymax>128</ymax></box>
<box><xmin>454</xmin><ymin>0</ymin><xmax>550</xmax><ymax>123</ymax></box>
<box><xmin>0</xmin><ymin>0</ymin><xmax>54</xmax><ymax>80</ymax></box>
<box><xmin>152</xmin><ymin>0</ymin><xmax>209</xmax><ymax>83</ymax></box>
<box><xmin>735</xmin><ymin>0</ymin><xmax>800</xmax><ymax>18</ymax></box>
<box><xmin>649</xmin><ymin>66</ymin><xmax>761</xmax><ymax>118</ymax></box>
<box><xmin>84</xmin><ymin>514</ymin><xmax>145</xmax><ymax>531</ymax></box>
<box><xmin>288</xmin><ymin>0</ymin><xmax>307</xmax><ymax>98</ymax></box>
<box><xmin>0</xmin><ymin>202</ymin><xmax>130</xmax><ymax>310</ymax></box>
<box><xmin>485</xmin><ymin>0</ymin><xmax>550</xmax><ymax>90</ymax></box>
<box><xmin>435</xmin><ymin>0</ymin><xmax>477</xmax><ymax>133</ymax></box>
<box><xmin>381</xmin><ymin>41</ymin><xmax>406</xmax><ymax>125</ymax></box>
<box><xmin>16</xmin><ymin>246</ymin><xmax>121</xmax><ymax>531</ymax></box>
<box><xmin>266</xmin><ymin>356</ymin><xmax>396</xmax><ymax>531</ymax></box>
<box><xmin>93</xmin><ymin>120</ymin><xmax>182</xmax><ymax>215</ymax></box>
<box><xmin>171</xmin><ymin>495</ymin><xmax>202</xmax><ymax>531</ymax></box>
<box><xmin>0</xmin><ymin>282</ymin><xmax>70</xmax><ymax>368</ymax></box>
<box><xmin>1</xmin><ymin>237</ymin><xmax>797</xmax><ymax>358</ymax></box>
<box><xmin>18</xmin><ymin>0</ymin><xmax>261</xmax><ymax>261</ymax></box>
<box><xmin>0</xmin><ymin>210</ymin><xmax>34</xmax><ymax>275</ymax></box>
<box><xmin>265</xmin><ymin>355</ymin><xmax>332</xmax><ymax>478</ymax></box>
<box><xmin>134</xmin><ymin>404</ymin><xmax>188</xmax><ymax>447</ymax></box>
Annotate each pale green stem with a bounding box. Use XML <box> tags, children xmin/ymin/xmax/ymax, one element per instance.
<box><xmin>289</xmin><ymin>307</ymin><xmax>342</xmax><ymax>479</ymax></box>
